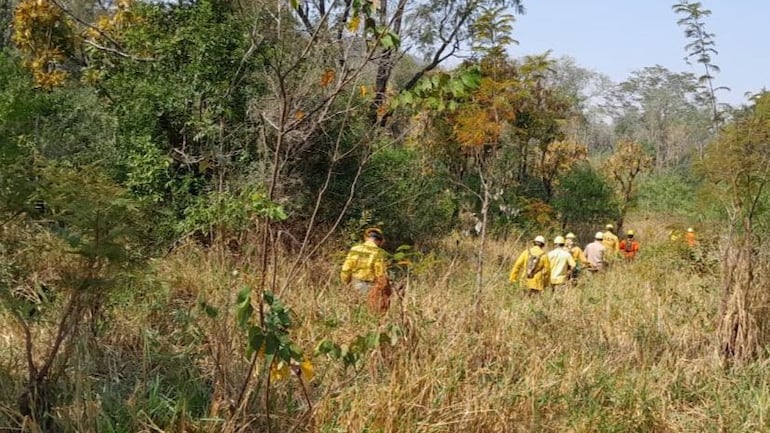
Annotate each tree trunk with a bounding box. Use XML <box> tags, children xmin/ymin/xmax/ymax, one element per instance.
<box><xmin>474</xmin><ymin>169</ymin><xmax>490</xmax><ymax>310</ymax></box>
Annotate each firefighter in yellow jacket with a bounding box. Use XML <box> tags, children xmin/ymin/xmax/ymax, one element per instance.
<box><xmin>509</xmin><ymin>235</ymin><xmax>551</xmax><ymax>293</ymax></box>
<box><xmin>340</xmin><ymin>228</ymin><xmax>391</xmax><ymax>311</ymax></box>
<box><xmin>602</xmin><ymin>223</ymin><xmax>620</xmax><ymax>256</ymax></box>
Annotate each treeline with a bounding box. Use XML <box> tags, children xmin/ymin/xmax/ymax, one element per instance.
<box><xmin>1</xmin><ymin>0</ymin><xmax>730</xmax><ymax>250</ymax></box>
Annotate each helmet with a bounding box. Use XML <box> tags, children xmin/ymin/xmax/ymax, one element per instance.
<box><xmin>605</xmin><ymin>223</ymin><xmax>614</xmax><ymax>230</ymax></box>
<box><xmin>687</xmin><ymin>227</ymin><xmax>694</xmax><ymax>233</ymax></box>
<box><xmin>627</xmin><ymin>229</ymin><xmax>635</xmax><ymax>236</ymax></box>
<box><xmin>534</xmin><ymin>235</ymin><xmax>546</xmax><ymax>245</ymax></box>
<box><xmin>565</xmin><ymin>232</ymin><xmax>576</xmax><ymax>239</ymax></box>
<box><xmin>595</xmin><ymin>232</ymin><xmax>604</xmax><ymax>240</ymax></box>
<box><xmin>364</xmin><ymin>227</ymin><xmax>384</xmax><ymax>240</ymax></box>
<box><xmin>554</xmin><ymin>236</ymin><xmax>565</xmax><ymax>245</ymax></box>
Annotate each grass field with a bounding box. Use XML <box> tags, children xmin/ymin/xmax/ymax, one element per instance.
<box><xmin>3</xmin><ymin>217</ymin><xmax>770</xmax><ymax>432</ymax></box>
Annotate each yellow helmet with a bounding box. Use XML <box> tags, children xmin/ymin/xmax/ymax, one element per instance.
<box><xmin>534</xmin><ymin>235</ymin><xmax>546</xmax><ymax>245</ymax></box>
<box><xmin>627</xmin><ymin>229</ymin><xmax>635</xmax><ymax>236</ymax></box>
<box><xmin>554</xmin><ymin>236</ymin><xmax>565</xmax><ymax>245</ymax></box>
<box><xmin>687</xmin><ymin>227</ymin><xmax>694</xmax><ymax>233</ymax></box>
<box><xmin>364</xmin><ymin>227</ymin><xmax>383</xmax><ymax>240</ymax></box>
<box><xmin>565</xmin><ymin>232</ymin><xmax>576</xmax><ymax>239</ymax></box>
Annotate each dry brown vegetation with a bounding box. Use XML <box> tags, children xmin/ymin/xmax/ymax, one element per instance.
<box><xmin>3</xmin><ymin>217</ymin><xmax>770</xmax><ymax>432</ymax></box>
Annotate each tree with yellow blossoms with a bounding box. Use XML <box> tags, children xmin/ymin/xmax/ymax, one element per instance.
<box><xmin>603</xmin><ymin>139</ymin><xmax>653</xmax><ymax>230</ymax></box>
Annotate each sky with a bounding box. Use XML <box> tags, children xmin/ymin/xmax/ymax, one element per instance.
<box><xmin>509</xmin><ymin>1</ymin><xmax>768</xmax><ymax>106</ymax></box>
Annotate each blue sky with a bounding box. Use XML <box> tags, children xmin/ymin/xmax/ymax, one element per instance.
<box><xmin>510</xmin><ymin>1</ymin><xmax>768</xmax><ymax>106</ymax></box>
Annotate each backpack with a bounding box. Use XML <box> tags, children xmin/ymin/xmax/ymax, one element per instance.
<box><xmin>526</xmin><ymin>250</ymin><xmax>542</xmax><ymax>279</ymax></box>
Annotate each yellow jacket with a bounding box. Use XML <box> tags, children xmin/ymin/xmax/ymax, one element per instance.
<box><xmin>569</xmin><ymin>245</ymin><xmax>588</xmax><ymax>265</ymax></box>
<box><xmin>602</xmin><ymin>231</ymin><xmax>619</xmax><ymax>255</ymax></box>
<box><xmin>509</xmin><ymin>246</ymin><xmax>551</xmax><ymax>291</ymax></box>
<box><xmin>340</xmin><ymin>240</ymin><xmax>388</xmax><ymax>284</ymax></box>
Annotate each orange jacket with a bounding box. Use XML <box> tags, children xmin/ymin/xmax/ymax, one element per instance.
<box><xmin>619</xmin><ymin>239</ymin><xmax>639</xmax><ymax>259</ymax></box>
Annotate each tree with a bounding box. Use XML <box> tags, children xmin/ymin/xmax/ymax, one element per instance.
<box><xmin>702</xmin><ymin>92</ymin><xmax>770</xmax><ymax>366</ymax></box>
<box><xmin>288</xmin><ymin>0</ymin><xmax>525</xmax><ymax>123</ymax></box>
<box><xmin>535</xmin><ymin>138</ymin><xmax>587</xmax><ymax>201</ymax></box>
<box><xmin>547</xmin><ymin>56</ymin><xmax>615</xmax><ymax>153</ymax></box>
<box><xmin>470</xmin><ymin>5</ymin><xmax>517</xmax><ymax>62</ymax></box>
<box><xmin>553</xmin><ymin>162</ymin><xmax>618</xmax><ymax>231</ymax></box>
<box><xmin>673</xmin><ymin>0</ymin><xmax>728</xmax><ymax>128</ymax></box>
<box><xmin>602</xmin><ymin>139</ymin><xmax>653</xmax><ymax>230</ymax></box>
<box><xmin>605</xmin><ymin>65</ymin><xmax>712</xmax><ymax>167</ymax></box>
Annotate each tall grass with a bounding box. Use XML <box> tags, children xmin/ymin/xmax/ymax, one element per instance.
<box><xmin>3</xmin><ymin>217</ymin><xmax>770</xmax><ymax>432</ymax></box>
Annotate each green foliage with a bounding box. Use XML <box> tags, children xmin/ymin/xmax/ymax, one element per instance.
<box><xmin>637</xmin><ymin>171</ymin><xmax>699</xmax><ymax>217</ymax></box>
<box><xmin>83</xmin><ymin>0</ymin><xmax>263</xmax><ymax>243</ymax></box>
<box><xmin>673</xmin><ymin>0</ymin><xmax>727</xmax><ymax>125</ymax></box>
<box><xmin>393</xmin><ymin>66</ymin><xmax>481</xmax><ymax>112</ymax></box>
<box><xmin>178</xmin><ymin>186</ymin><xmax>287</xmax><ymax>239</ymax></box>
<box><xmin>553</xmin><ymin>163</ymin><xmax>618</xmax><ymax>228</ymax></box>
<box><xmin>701</xmin><ymin>92</ymin><xmax>770</xmax><ymax>233</ymax></box>
<box><xmin>470</xmin><ymin>5</ymin><xmax>517</xmax><ymax>63</ymax></box>
<box><xmin>235</xmin><ymin>287</ymin><xmax>311</xmax><ymax>386</ymax></box>
<box><xmin>315</xmin><ymin>324</ymin><xmax>402</xmax><ymax>370</ymax></box>
<box><xmin>353</xmin><ymin>145</ymin><xmax>456</xmax><ymax>245</ymax></box>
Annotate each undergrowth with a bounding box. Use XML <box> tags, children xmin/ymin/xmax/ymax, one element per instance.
<box><xmin>1</xmin><ymin>217</ymin><xmax>768</xmax><ymax>432</ymax></box>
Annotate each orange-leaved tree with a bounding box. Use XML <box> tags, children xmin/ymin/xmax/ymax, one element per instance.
<box><xmin>602</xmin><ymin>139</ymin><xmax>653</xmax><ymax>230</ymax></box>
<box><xmin>536</xmin><ymin>138</ymin><xmax>588</xmax><ymax>200</ymax></box>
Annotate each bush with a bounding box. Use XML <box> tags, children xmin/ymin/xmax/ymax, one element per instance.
<box><xmin>553</xmin><ymin>162</ymin><xmax>618</xmax><ymax>229</ymax></box>
<box><xmin>352</xmin><ymin>145</ymin><xmax>456</xmax><ymax>246</ymax></box>
<box><xmin>637</xmin><ymin>170</ymin><xmax>699</xmax><ymax>217</ymax></box>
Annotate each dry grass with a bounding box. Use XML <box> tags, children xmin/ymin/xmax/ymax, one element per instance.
<box><xmin>3</xmin><ymin>217</ymin><xmax>770</xmax><ymax>432</ymax></box>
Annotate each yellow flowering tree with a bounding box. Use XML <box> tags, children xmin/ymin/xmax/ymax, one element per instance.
<box><xmin>603</xmin><ymin>139</ymin><xmax>653</xmax><ymax>229</ymax></box>
<box><xmin>11</xmin><ymin>0</ymin><xmax>74</xmax><ymax>88</ymax></box>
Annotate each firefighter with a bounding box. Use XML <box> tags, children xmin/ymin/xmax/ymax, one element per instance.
<box><xmin>619</xmin><ymin>229</ymin><xmax>640</xmax><ymax>260</ymax></box>
<box><xmin>686</xmin><ymin>227</ymin><xmax>697</xmax><ymax>247</ymax></box>
<box><xmin>547</xmin><ymin>236</ymin><xmax>576</xmax><ymax>290</ymax></box>
<box><xmin>602</xmin><ymin>223</ymin><xmax>620</xmax><ymax>256</ymax></box>
<box><xmin>340</xmin><ymin>228</ymin><xmax>391</xmax><ymax>312</ymax></box>
<box><xmin>509</xmin><ymin>235</ymin><xmax>551</xmax><ymax>294</ymax></box>
<box><xmin>565</xmin><ymin>232</ymin><xmax>589</xmax><ymax>279</ymax></box>
<box><xmin>584</xmin><ymin>232</ymin><xmax>608</xmax><ymax>272</ymax></box>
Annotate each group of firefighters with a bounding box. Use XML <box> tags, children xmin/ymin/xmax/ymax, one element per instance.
<box><xmin>508</xmin><ymin>224</ymin><xmax>637</xmax><ymax>294</ymax></box>
<box><xmin>340</xmin><ymin>225</ymin><xmax>696</xmax><ymax>311</ymax></box>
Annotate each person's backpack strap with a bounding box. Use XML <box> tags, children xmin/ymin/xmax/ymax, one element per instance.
<box><xmin>526</xmin><ymin>250</ymin><xmax>542</xmax><ymax>279</ymax></box>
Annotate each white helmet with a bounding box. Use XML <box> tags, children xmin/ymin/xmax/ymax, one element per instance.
<box><xmin>554</xmin><ymin>236</ymin><xmax>565</xmax><ymax>245</ymax></box>
<box><xmin>595</xmin><ymin>232</ymin><xmax>604</xmax><ymax>240</ymax></box>
<box><xmin>565</xmin><ymin>232</ymin><xmax>576</xmax><ymax>239</ymax></box>
<box><xmin>534</xmin><ymin>235</ymin><xmax>546</xmax><ymax>245</ymax></box>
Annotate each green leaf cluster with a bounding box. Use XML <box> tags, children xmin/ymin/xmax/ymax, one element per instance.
<box><xmin>393</xmin><ymin>67</ymin><xmax>481</xmax><ymax>112</ymax></box>
<box><xmin>315</xmin><ymin>324</ymin><xmax>402</xmax><ymax>370</ymax></box>
<box><xmin>236</xmin><ymin>288</ymin><xmax>304</xmax><ymax>365</ymax></box>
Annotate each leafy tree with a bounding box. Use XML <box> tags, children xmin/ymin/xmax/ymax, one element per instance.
<box><xmin>673</xmin><ymin>0</ymin><xmax>728</xmax><ymax>127</ymax></box>
<box><xmin>553</xmin><ymin>162</ymin><xmax>618</xmax><ymax>231</ymax></box>
<box><xmin>701</xmin><ymin>92</ymin><xmax>770</xmax><ymax>366</ymax></box>
<box><xmin>470</xmin><ymin>5</ymin><xmax>517</xmax><ymax>61</ymax></box>
<box><xmin>606</xmin><ymin>65</ymin><xmax>712</xmax><ymax>167</ymax></box>
<box><xmin>353</xmin><ymin>146</ymin><xmax>456</xmax><ymax>246</ymax></box>
<box><xmin>535</xmin><ymin>138</ymin><xmax>587</xmax><ymax>200</ymax></box>
<box><xmin>547</xmin><ymin>56</ymin><xmax>615</xmax><ymax>153</ymax></box>
<box><xmin>602</xmin><ymin>139</ymin><xmax>653</xmax><ymax>230</ymax></box>
<box><xmin>11</xmin><ymin>0</ymin><xmax>75</xmax><ymax>88</ymax></box>
<box><xmin>0</xmin><ymin>162</ymin><xmax>144</xmax><ymax>425</ymax></box>
<box><xmin>288</xmin><ymin>0</ymin><xmax>525</xmax><ymax>122</ymax></box>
